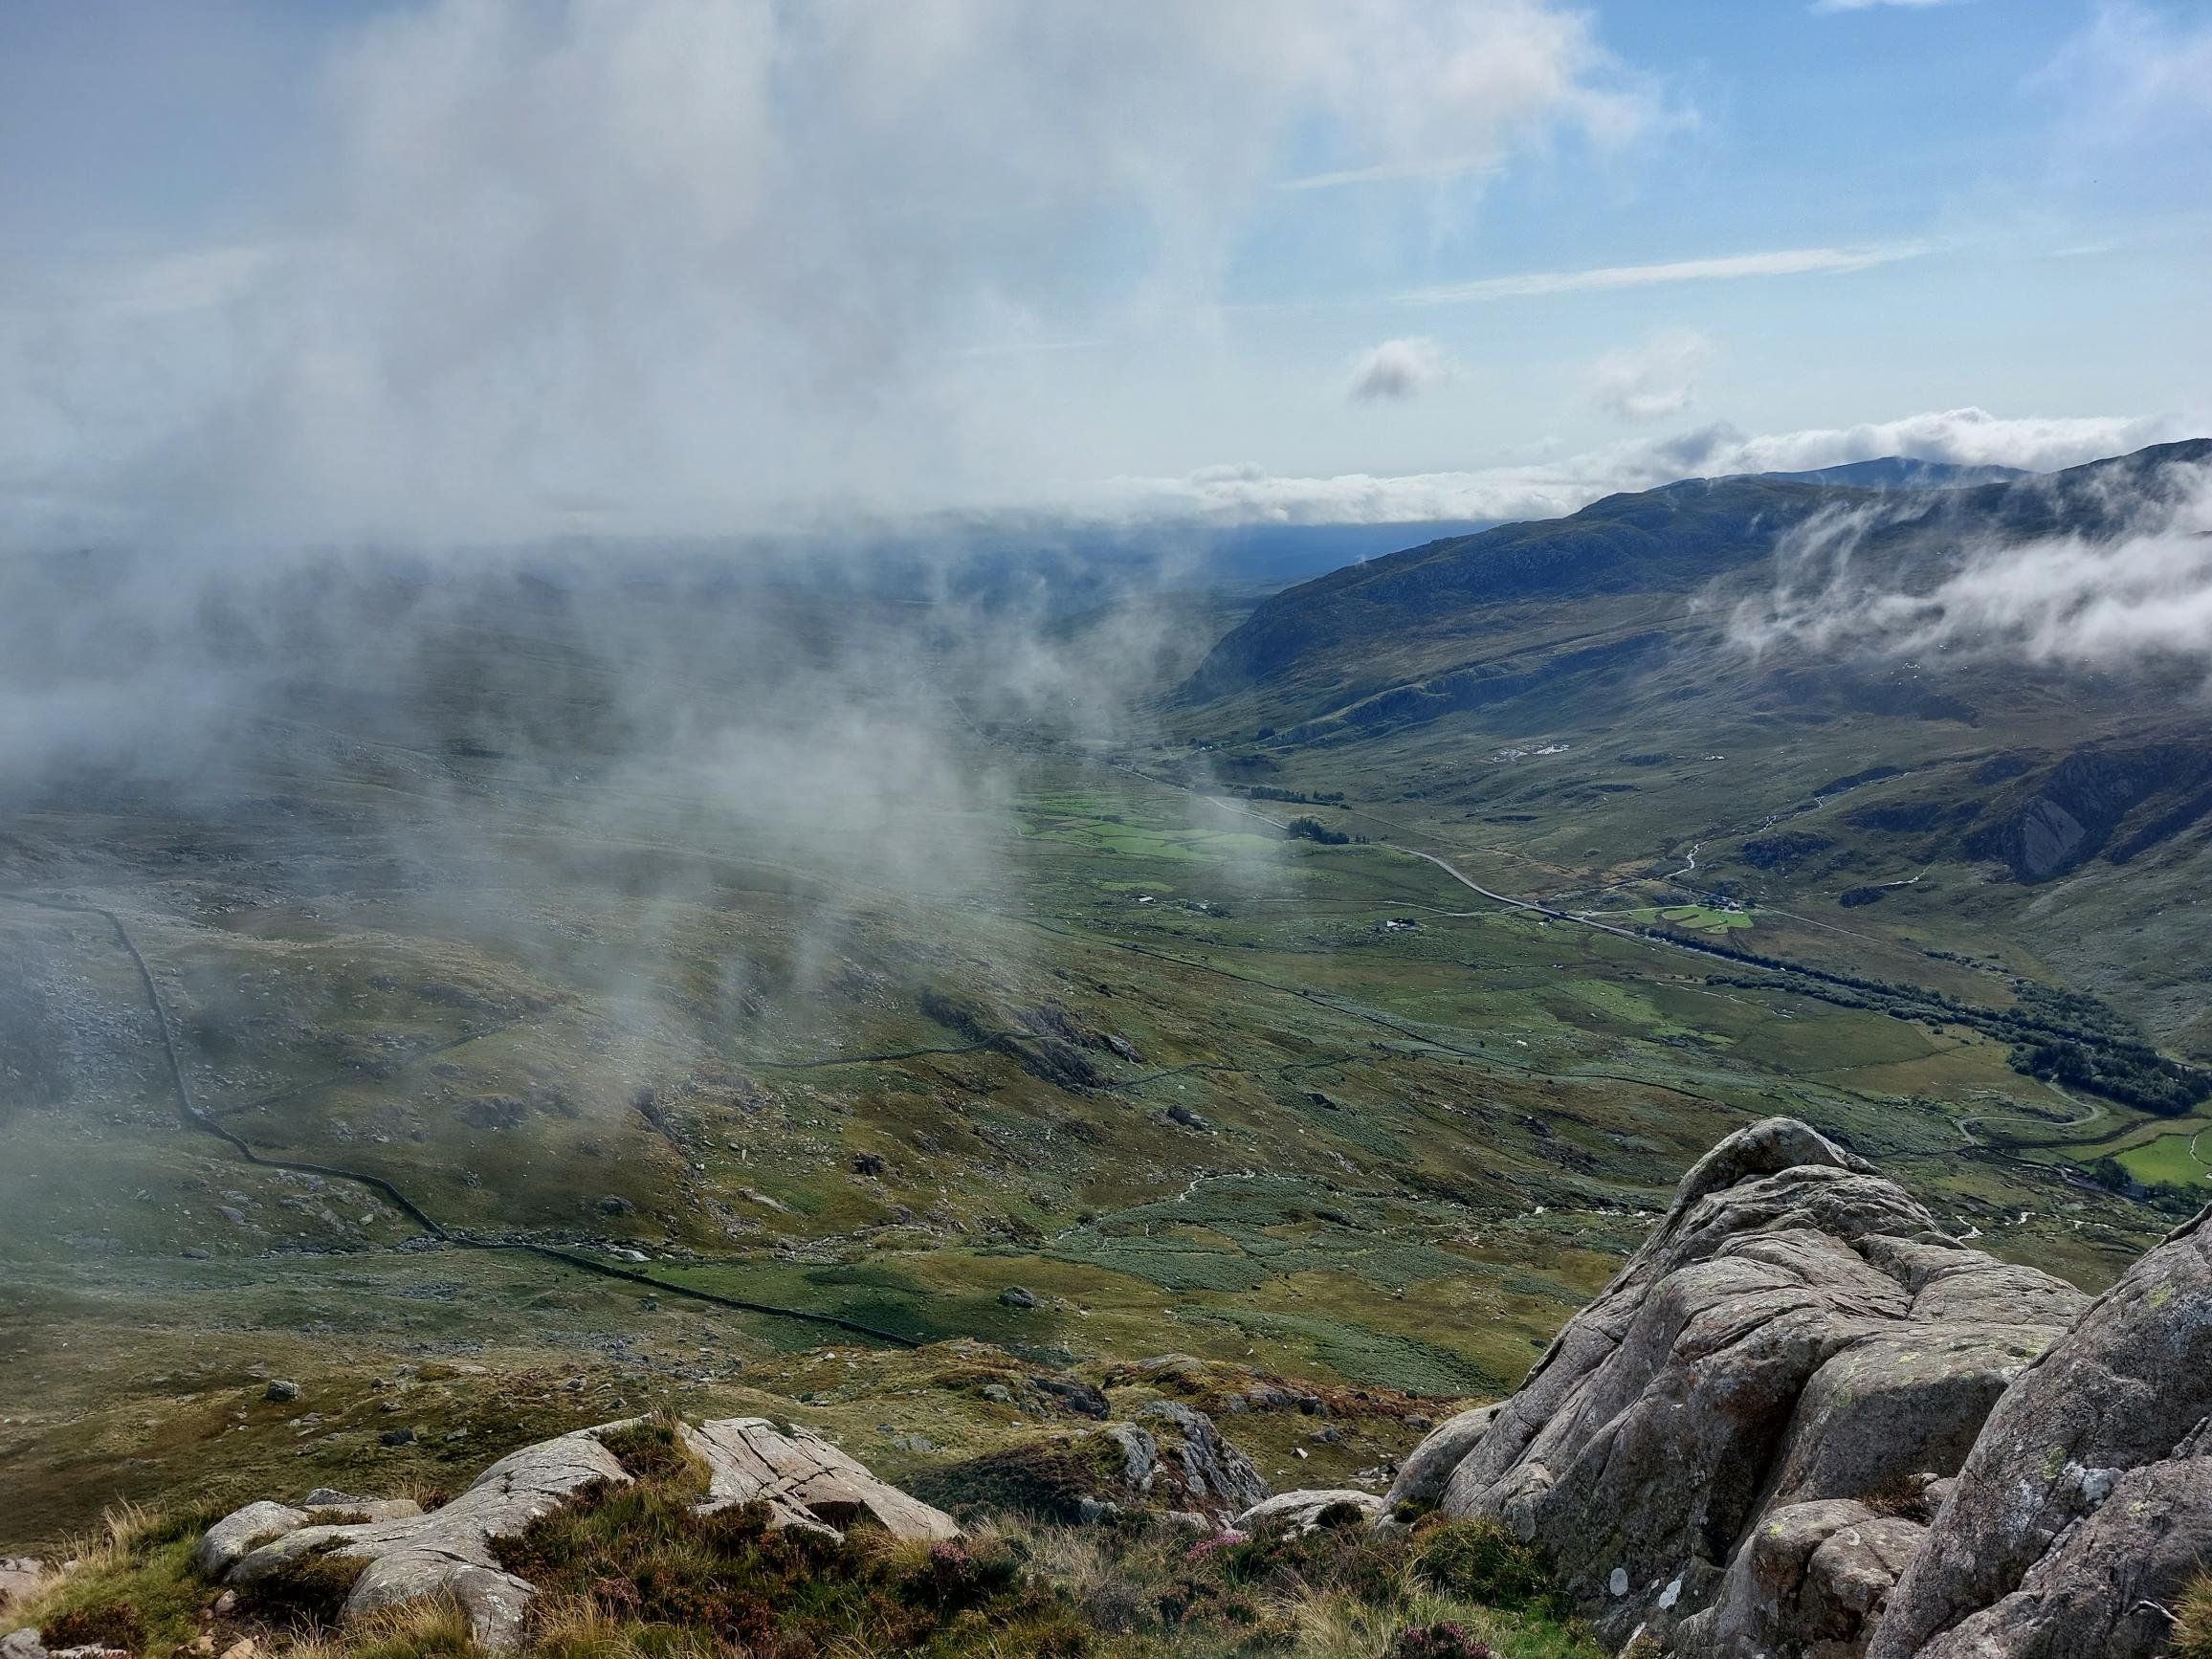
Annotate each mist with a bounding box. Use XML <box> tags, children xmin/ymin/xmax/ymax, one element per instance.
<box><xmin>1727</xmin><ymin>446</ymin><xmax>2212</xmax><ymax>675</ymax></box>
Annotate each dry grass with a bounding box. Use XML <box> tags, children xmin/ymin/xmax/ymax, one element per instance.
<box><xmin>2171</xmin><ymin>1569</ymin><xmax>2212</xmax><ymax>1659</ymax></box>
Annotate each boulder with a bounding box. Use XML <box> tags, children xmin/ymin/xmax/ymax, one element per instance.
<box><xmin>1234</xmin><ymin>1490</ymin><xmax>1387</xmax><ymax>1536</ymax></box>
<box><xmin>1867</xmin><ymin>1203</ymin><xmax>2212</xmax><ymax>1659</ymax></box>
<box><xmin>1389</xmin><ymin>1118</ymin><xmax>2084</xmax><ymax>1653</ymax></box>
<box><xmin>192</xmin><ymin>1501</ymin><xmax>310</xmax><ymax>1578</ymax></box>
<box><xmin>0</xmin><ymin>1560</ymin><xmax>50</xmax><ymax>1611</ymax></box>
<box><xmin>681</xmin><ymin>1418</ymin><xmax>958</xmax><ymax>1541</ymax></box>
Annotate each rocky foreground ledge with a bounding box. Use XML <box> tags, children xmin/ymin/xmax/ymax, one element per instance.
<box><xmin>9</xmin><ymin>1117</ymin><xmax>2207</xmax><ymax>1658</ymax></box>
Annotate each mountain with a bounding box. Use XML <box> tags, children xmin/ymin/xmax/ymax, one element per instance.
<box><xmin>1179</xmin><ymin>441</ymin><xmax>2209</xmax><ymax>703</ymax></box>
<box><xmin>1167</xmin><ymin>440</ymin><xmax>2212</xmax><ymax>1059</ymax></box>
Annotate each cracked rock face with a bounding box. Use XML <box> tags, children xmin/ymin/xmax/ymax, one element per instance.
<box><xmin>1389</xmin><ymin>1118</ymin><xmax>2085</xmax><ymax>1655</ymax></box>
<box><xmin>1866</xmin><ymin>1204</ymin><xmax>2212</xmax><ymax>1659</ymax></box>
<box><xmin>194</xmin><ymin>1417</ymin><xmax>956</xmax><ymax>1651</ymax></box>
<box><xmin>681</xmin><ymin>1418</ymin><xmax>959</xmax><ymax>1541</ymax></box>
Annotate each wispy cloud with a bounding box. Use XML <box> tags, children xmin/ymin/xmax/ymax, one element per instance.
<box><xmin>1813</xmin><ymin>0</ymin><xmax>1968</xmax><ymax>12</ymax></box>
<box><xmin>1587</xmin><ymin>327</ymin><xmax>1711</xmax><ymax>422</ymax></box>
<box><xmin>1399</xmin><ymin>242</ymin><xmax>1927</xmax><ymax>304</ymax></box>
<box><xmin>1345</xmin><ymin>337</ymin><xmax>1453</xmax><ymax>403</ymax></box>
<box><xmin>1279</xmin><ymin>156</ymin><xmax>1498</xmax><ymax>190</ymax></box>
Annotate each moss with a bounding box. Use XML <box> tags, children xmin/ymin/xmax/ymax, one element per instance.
<box><xmin>594</xmin><ymin>1417</ymin><xmax>704</xmax><ymax>1493</ymax></box>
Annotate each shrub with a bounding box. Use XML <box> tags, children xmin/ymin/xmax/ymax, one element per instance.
<box><xmin>40</xmin><ymin>1601</ymin><xmax>145</xmax><ymax>1652</ymax></box>
<box><xmin>1390</xmin><ymin>1622</ymin><xmax>1496</xmax><ymax>1659</ymax></box>
<box><xmin>908</xmin><ymin>1437</ymin><xmax>1127</xmax><ymax>1523</ymax></box>
<box><xmin>232</xmin><ymin>1543</ymin><xmax>370</xmax><ymax>1629</ymax></box>
<box><xmin>1407</xmin><ymin>1520</ymin><xmax>1568</xmax><ymax>1618</ymax></box>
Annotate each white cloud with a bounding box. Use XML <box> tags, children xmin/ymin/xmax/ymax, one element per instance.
<box><xmin>1399</xmin><ymin>242</ymin><xmax>1925</xmax><ymax>304</ymax></box>
<box><xmin>1090</xmin><ymin>408</ymin><xmax>2182</xmax><ymax>526</ymax></box>
<box><xmin>1279</xmin><ymin>157</ymin><xmax>1498</xmax><ymax>190</ymax></box>
<box><xmin>1733</xmin><ymin>449</ymin><xmax>2212</xmax><ymax>671</ymax></box>
<box><xmin>2035</xmin><ymin>1</ymin><xmax>2212</xmax><ymax>147</ymax></box>
<box><xmin>1346</xmin><ymin>337</ymin><xmax>1453</xmax><ymax>403</ymax></box>
<box><xmin>0</xmin><ymin>0</ymin><xmax>1657</xmax><ymax>552</ymax></box>
<box><xmin>1587</xmin><ymin>327</ymin><xmax>1711</xmax><ymax>422</ymax></box>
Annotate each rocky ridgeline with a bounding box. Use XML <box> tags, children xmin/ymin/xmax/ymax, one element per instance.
<box><xmin>1360</xmin><ymin>1117</ymin><xmax>2212</xmax><ymax>1657</ymax></box>
<box><xmin>7</xmin><ymin>1117</ymin><xmax>2206</xmax><ymax>1657</ymax></box>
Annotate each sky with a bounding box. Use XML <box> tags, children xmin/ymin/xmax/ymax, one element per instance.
<box><xmin>0</xmin><ymin>0</ymin><xmax>2207</xmax><ymax>550</ymax></box>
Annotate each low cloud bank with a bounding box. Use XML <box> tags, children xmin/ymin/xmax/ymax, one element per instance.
<box><xmin>1095</xmin><ymin>408</ymin><xmax>2184</xmax><ymax>527</ymax></box>
<box><xmin>1730</xmin><ymin>445</ymin><xmax>2212</xmax><ymax>672</ymax></box>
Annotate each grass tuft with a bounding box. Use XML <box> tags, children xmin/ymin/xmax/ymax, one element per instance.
<box><xmin>2172</xmin><ymin>1569</ymin><xmax>2212</xmax><ymax>1659</ymax></box>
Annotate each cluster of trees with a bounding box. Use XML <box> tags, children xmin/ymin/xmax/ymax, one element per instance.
<box><xmin>1684</xmin><ymin>933</ymin><xmax>2210</xmax><ymax>1117</ymax></box>
<box><xmin>1243</xmin><ymin>785</ymin><xmax>1347</xmax><ymax>805</ymax></box>
<box><xmin>2010</xmin><ymin>1039</ymin><xmax>2212</xmax><ymax>1116</ymax></box>
<box><xmin>1283</xmin><ymin>815</ymin><xmax>1366</xmax><ymax>846</ymax></box>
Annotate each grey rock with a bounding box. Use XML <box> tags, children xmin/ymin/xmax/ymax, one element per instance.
<box><xmin>1138</xmin><ymin>1401</ymin><xmax>1267</xmax><ymax>1517</ymax></box>
<box><xmin>998</xmin><ymin>1286</ymin><xmax>1036</xmax><ymax>1310</ymax></box>
<box><xmin>2</xmin><ymin>1631</ymin><xmax>46</xmax><ymax>1659</ymax></box>
<box><xmin>1673</xmin><ymin>1498</ymin><xmax>1924</xmax><ymax>1658</ymax></box>
<box><xmin>681</xmin><ymin>1417</ymin><xmax>959</xmax><ymax>1541</ymax></box>
<box><xmin>0</xmin><ymin>1559</ymin><xmax>49</xmax><ymax>1610</ymax></box>
<box><xmin>379</xmin><ymin>1427</ymin><xmax>417</xmax><ymax>1447</ymax></box>
<box><xmin>263</xmin><ymin>1381</ymin><xmax>301</xmax><ymax>1404</ymax></box>
<box><xmin>192</xmin><ymin>1500</ymin><xmax>309</xmax><ymax>1577</ymax></box>
<box><xmin>1392</xmin><ymin>1117</ymin><xmax>2084</xmax><ymax>1652</ymax></box>
<box><xmin>1382</xmin><ymin>1403</ymin><xmax>1496</xmax><ymax>1512</ymax></box>
<box><xmin>1103</xmin><ymin>1423</ymin><xmax>1160</xmax><ymax>1491</ymax></box>
<box><xmin>1868</xmin><ymin>1202</ymin><xmax>2212</xmax><ymax>1659</ymax></box>
<box><xmin>1030</xmin><ymin>1374</ymin><xmax>1110</xmax><ymax>1419</ymax></box>
<box><xmin>1232</xmin><ymin>1490</ymin><xmax>1386</xmax><ymax>1536</ymax></box>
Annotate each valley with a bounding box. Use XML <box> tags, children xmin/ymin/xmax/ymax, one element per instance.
<box><xmin>7</xmin><ymin>453</ymin><xmax>2208</xmax><ymax>1548</ymax></box>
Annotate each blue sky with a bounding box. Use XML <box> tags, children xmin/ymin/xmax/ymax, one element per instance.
<box><xmin>0</xmin><ymin>0</ymin><xmax>2205</xmax><ymax>546</ymax></box>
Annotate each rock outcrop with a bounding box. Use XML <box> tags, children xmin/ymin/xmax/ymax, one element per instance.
<box><xmin>1388</xmin><ymin>1118</ymin><xmax>2086</xmax><ymax>1654</ymax></box>
<box><xmin>192</xmin><ymin>1417</ymin><xmax>955</xmax><ymax>1651</ymax></box>
<box><xmin>1866</xmin><ymin>1204</ymin><xmax>2212</xmax><ymax>1659</ymax></box>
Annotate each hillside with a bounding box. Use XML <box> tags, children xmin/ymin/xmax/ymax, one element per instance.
<box><xmin>1166</xmin><ymin>441</ymin><xmax>2212</xmax><ymax>1070</ymax></box>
